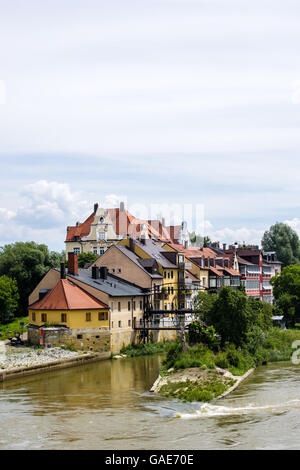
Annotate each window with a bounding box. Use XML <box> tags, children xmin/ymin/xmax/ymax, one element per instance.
<box><xmin>118</xmin><ymin>268</ymin><xmax>121</xmax><ymax>273</ymax></box>
<box><xmin>168</xmin><ymin>272</ymin><xmax>170</xmax><ymax>279</ymax></box>
<box><xmin>171</xmin><ymin>287</ymin><xmax>174</xmax><ymax>294</ymax></box>
<box><xmin>128</xmin><ymin>301</ymin><xmax>131</xmax><ymax>311</ymax></box>
<box><xmin>98</xmin><ymin>232</ymin><xmax>105</xmax><ymax>240</ymax></box>
<box><xmin>77</xmin><ymin>334</ymin><xmax>83</xmax><ymax>339</ymax></box>
<box><xmin>32</xmin><ymin>312</ymin><xmax>36</xmax><ymax>321</ymax></box>
<box><xmin>86</xmin><ymin>312</ymin><xmax>91</xmax><ymax>322</ymax></box>
<box><xmin>41</xmin><ymin>313</ymin><xmax>47</xmax><ymax>322</ymax></box>
<box><xmin>93</xmin><ymin>247</ymin><xmax>98</xmax><ymax>254</ymax></box>
<box><xmin>112</xmin><ymin>268</ymin><xmax>115</xmax><ymax>273</ymax></box>
<box><xmin>140</xmin><ymin>300</ymin><xmax>143</xmax><ymax>310</ymax></box>
<box><xmin>73</xmin><ymin>247</ymin><xmax>80</xmax><ymax>254</ymax></box>
<box><xmin>111</xmin><ymin>321</ymin><xmax>114</xmax><ymax>329</ymax></box>
<box><xmin>202</xmin><ymin>277</ymin><xmax>206</xmax><ymax>287</ymax></box>
<box><xmin>118</xmin><ymin>321</ymin><xmax>122</xmax><ymax>328</ymax></box>
<box><xmin>168</xmin><ymin>287</ymin><xmax>170</xmax><ymax>294</ymax></box>
<box><xmin>164</xmin><ymin>271</ymin><xmax>166</xmax><ymax>278</ymax></box>
<box><xmin>100</xmin><ymin>248</ymin><xmax>105</xmax><ymax>255</ymax></box>
<box><xmin>118</xmin><ymin>302</ymin><xmax>121</xmax><ymax>312</ymax></box>
<box><xmin>128</xmin><ymin>320</ymin><xmax>131</xmax><ymax>327</ymax></box>
<box><xmin>98</xmin><ymin>312</ymin><xmax>107</xmax><ymax>321</ymax></box>
<box><xmin>61</xmin><ymin>313</ymin><xmax>67</xmax><ymax>323</ymax></box>
<box><xmin>164</xmin><ymin>304</ymin><xmax>167</xmax><ymax>310</ymax></box>
<box><xmin>133</xmin><ymin>301</ymin><xmax>136</xmax><ymax>311</ymax></box>
<box><xmin>110</xmin><ymin>302</ymin><xmax>114</xmax><ymax>312</ymax></box>
<box><xmin>171</xmin><ymin>271</ymin><xmax>173</xmax><ymax>279</ymax></box>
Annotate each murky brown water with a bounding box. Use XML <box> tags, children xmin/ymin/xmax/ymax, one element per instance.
<box><xmin>1</xmin><ymin>356</ymin><xmax>300</xmax><ymax>450</ymax></box>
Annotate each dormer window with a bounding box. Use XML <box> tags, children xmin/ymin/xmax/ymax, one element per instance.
<box><xmin>99</xmin><ymin>217</ymin><xmax>104</xmax><ymax>223</ymax></box>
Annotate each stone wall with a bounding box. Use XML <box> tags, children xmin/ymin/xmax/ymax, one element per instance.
<box><xmin>28</xmin><ymin>325</ymin><xmax>178</xmax><ymax>354</ymax></box>
<box><xmin>28</xmin><ymin>326</ymin><xmax>111</xmax><ymax>352</ymax></box>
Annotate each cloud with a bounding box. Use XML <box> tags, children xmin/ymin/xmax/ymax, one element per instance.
<box><xmin>204</xmin><ymin>220</ymin><xmax>264</xmax><ymax>247</ymax></box>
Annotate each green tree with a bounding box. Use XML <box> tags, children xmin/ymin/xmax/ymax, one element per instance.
<box><xmin>203</xmin><ymin>287</ymin><xmax>252</xmax><ymax>347</ymax></box>
<box><xmin>78</xmin><ymin>252</ymin><xmax>99</xmax><ymax>268</ymax></box>
<box><xmin>194</xmin><ymin>290</ymin><xmax>217</xmax><ymax>322</ymax></box>
<box><xmin>271</xmin><ymin>264</ymin><xmax>300</xmax><ymax>327</ymax></box>
<box><xmin>262</xmin><ymin>223</ymin><xmax>300</xmax><ymax>267</ymax></box>
<box><xmin>0</xmin><ymin>275</ymin><xmax>19</xmax><ymax>324</ymax></box>
<box><xmin>0</xmin><ymin>242</ymin><xmax>60</xmax><ymax>315</ymax></box>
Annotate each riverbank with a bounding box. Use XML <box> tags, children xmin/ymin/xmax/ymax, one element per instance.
<box><xmin>0</xmin><ymin>345</ymin><xmax>110</xmax><ymax>382</ymax></box>
<box><xmin>150</xmin><ymin>327</ymin><xmax>300</xmax><ymax>402</ymax></box>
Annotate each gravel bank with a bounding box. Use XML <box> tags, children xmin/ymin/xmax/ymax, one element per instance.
<box><xmin>0</xmin><ymin>345</ymin><xmax>86</xmax><ymax>371</ymax></box>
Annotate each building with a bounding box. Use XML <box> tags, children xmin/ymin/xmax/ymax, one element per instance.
<box><xmin>65</xmin><ymin>202</ymin><xmax>189</xmax><ymax>256</ymax></box>
<box><xmin>28</xmin><ymin>277</ymin><xmax>110</xmax><ymax>350</ymax></box>
<box><xmin>223</xmin><ymin>245</ymin><xmax>282</xmax><ymax>303</ymax></box>
<box><xmin>89</xmin><ymin>243</ymin><xmax>164</xmax><ymax>309</ymax></box>
<box><xmin>28</xmin><ymin>252</ymin><xmax>178</xmax><ymax>352</ymax></box>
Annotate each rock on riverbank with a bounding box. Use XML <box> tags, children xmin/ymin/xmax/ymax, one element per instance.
<box><xmin>0</xmin><ymin>345</ymin><xmax>86</xmax><ymax>371</ymax></box>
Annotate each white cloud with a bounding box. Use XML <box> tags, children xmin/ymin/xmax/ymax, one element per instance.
<box><xmin>204</xmin><ymin>220</ymin><xmax>264</xmax><ymax>247</ymax></box>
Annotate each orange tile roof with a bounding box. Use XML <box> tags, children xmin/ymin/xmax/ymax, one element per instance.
<box><xmin>29</xmin><ymin>279</ymin><xmax>108</xmax><ymax>310</ymax></box>
<box><xmin>66</xmin><ymin>207</ymin><xmax>181</xmax><ymax>243</ymax></box>
<box><xmin>209</xmin><ymin>266</ymin><xmax>224</xmax><ymax>276</ymax></box>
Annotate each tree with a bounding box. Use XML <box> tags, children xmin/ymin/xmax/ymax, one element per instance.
<box><xmin>262</xmin><ymin>223</ymin><xmax>300</xmax><ymax>267</ymax></box>
<box><xmin>78</xmin><ymin>252</ymin><xmax>99</xmax><ymax>268</ymax></box>
<box><xmin>203</xmin><ymin>287</ymin><xmax>252</xmax><ymax>347</ymax></box>
<box><xmin>0</xmin><ymin>242</ymin><xmax>62</xmax><ymax>315</ymax></box>
<box><xmin>0</xmin><ymin>275</ymin><xmax>19</xmax><ymax>324</ymax></box>
<box><xmin>194</xmin><ymin>290</ymin><xmax>217</xmax><ymax>322</ymax></box>
<box><xmin>271</xmin><ymin>265</ymin><xmax>300</xmax><ymax>327</ymax></box>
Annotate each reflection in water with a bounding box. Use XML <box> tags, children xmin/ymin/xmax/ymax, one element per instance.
<box><xmin>1</xmin><ymin>358</ymin><xmax>300</xmax><ymax>449</ymax></box>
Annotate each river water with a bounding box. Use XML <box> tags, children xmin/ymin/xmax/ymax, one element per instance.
<box><xmin>1</xmin><ymin>356</ymin><xmax>300</xmax><ymax>450</ymax></box>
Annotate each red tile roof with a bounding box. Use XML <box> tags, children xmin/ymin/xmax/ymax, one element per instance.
<box><xmin>29</xmin><ymin>279</ymin><xmax>108</xmax><ymax>310</ymax></box>
<box><xmin>66</xmin><ymin>207</ymin><xmax>181</xmax><ymax>243</ymax></box>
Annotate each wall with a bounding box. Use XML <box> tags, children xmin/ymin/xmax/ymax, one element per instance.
<box><xmin>28</xmin><ymin>308</ymin><xmax>109</xmax><ymax>329</ymax></box>
<box><xmin>92</xmin><ymin>245</ymin><xmax>152</xmax><ymax>288</ymax></box>
<box><xmin>28</xmin><ymin>326</ymin><xmax>111</xmax><ymax>352</ymax></box>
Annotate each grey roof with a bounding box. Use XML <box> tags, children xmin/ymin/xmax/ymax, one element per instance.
<box><xmin>134</xmin><ymin>239</ymin><xmax>177</xmax><ymax>268</ymax></box>
<box><xmin>115</xmin><ymin>245</ymin><xmax>163</xmax><ymax>278</ymax></box>
<box><xmin>63</xmin><ymin>268</ymin><xmax>149</xmax><ymax>298</ymax></box>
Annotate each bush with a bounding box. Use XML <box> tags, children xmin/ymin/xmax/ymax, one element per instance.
<box><xmin>188</xmin><ymin>321</ymin><xmax>220</xmax><ymax>350</ymax></box>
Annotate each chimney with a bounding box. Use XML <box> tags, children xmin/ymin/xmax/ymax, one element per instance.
<box><xmin>68</xmin><ymin>252</ymin><xmax>78</xmax><ymax>276</ymax></box>
<box><xmin>92</xmin><ymin>266</ymin><xmax>100</xmax><ymax>279</ymax></box>
<box><xmin>94</xmin><ymin>203</ymin><xmax>98</xmax><ymax>213</ymax></box>
<box><xmin>141</xmin><ymin>234</ymin><xmax>146</xmax><ymax>245</ymax></box>
<box><xmin>207</xmin><ymin>257</ymin><xmax>210</xmax><ymax>268</ymax></box>
<box><xmin>162</xmin><ymin>217</ymin><xmax>165</xmax><ymax>227</ymax></box>
<box><xmin>170</xmin><ymin>226</ymin><xmax>175</xmax><ymax>242</ymax></box>
<box><xmin>184</xmin><ymin>240</ymin><xmax>188</xmax><ymax>249</ymax></box>
<box><xmin>223</xmin><ymin>243</ymin><xmax>227</xmax><ymax>251</ymax></box>
<box><xmin>60</xmin><ymin>262</ymin><xmax>66</xmax><ymax>279</ymax></box>
<box><xmin>120</xmin><ymin>201</ymin><xmax>125</xmax><ymax>212</ymax></box>
<box><xmin>100</xmin><ymin>266</ymin><xmax>108</xmax><ymax>280</ymax></box>
<box><xmin>224</xmin><ymin>258</ymin><xmax>229</xmax><ymax>268</ymax></box>
<box><xmin>129</xmin><ymin>237</ymin><xmax>135</xmax><ymax>252</ymax></box>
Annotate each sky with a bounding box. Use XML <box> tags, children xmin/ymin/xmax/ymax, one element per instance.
<box><xmin>1</xmin><ymin>0</ymin><xmax>300</xmax><ymax>251</ymax></box>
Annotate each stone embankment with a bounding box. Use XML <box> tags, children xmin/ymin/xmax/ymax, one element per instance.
<box><xmin>0</xmin><ymin>344</ymin><xmax>110</xmax><ymax>382</ymax></box>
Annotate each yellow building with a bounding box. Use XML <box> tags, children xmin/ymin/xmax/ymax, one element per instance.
<box><xmin>28</xmin><ymin>277</ymin><xmax>110</xmax><ymax>350</ymax></box>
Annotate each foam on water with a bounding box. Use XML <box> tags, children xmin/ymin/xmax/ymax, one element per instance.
<box><xmin>176</xmin><ymin>399</ymin><xmax>300</xmax><ymax>419</ymax></box>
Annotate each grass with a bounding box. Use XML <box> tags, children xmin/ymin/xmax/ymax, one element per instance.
<box><xmin>159</xmin><ymin>374</ymin><xmax>236</xmax><ymax>402</ymax></box>
<box><xmin>0</xmin><ymin>316</ymin><xmax>28</xmax><ymax>340</ymax></box>
<box><xmin>119</xmin><ymin>341</ymin><xmax>173</xmax><ymax>357</ymax></box>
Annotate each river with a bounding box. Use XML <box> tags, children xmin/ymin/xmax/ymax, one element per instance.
<box><xmin>1</xmin><ymin>356</ymin><xmax>300</xmax><ymax>450</ymax></box>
